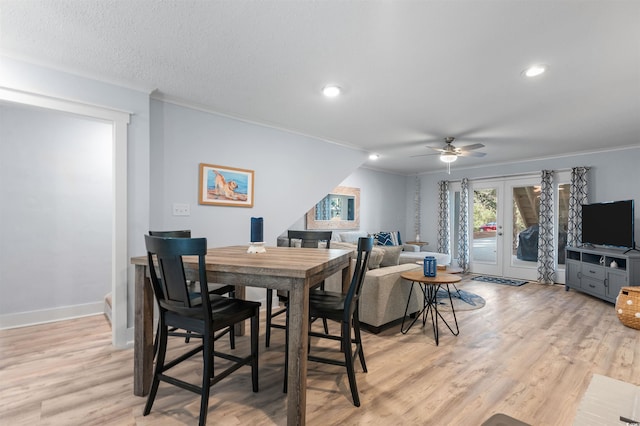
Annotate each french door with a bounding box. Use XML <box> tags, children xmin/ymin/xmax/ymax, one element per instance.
<box><xmin>450</xmin><ymin>173</ymin><xmax>570</xmax><ymax>282</ymax></box>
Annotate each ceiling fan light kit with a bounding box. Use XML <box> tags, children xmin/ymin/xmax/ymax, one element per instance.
<box><xmin>440</xmin><ymin>153</ymin><xmax>457</xmax><ymax>163</ymax></box>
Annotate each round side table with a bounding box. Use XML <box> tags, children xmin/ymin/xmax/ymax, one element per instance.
<box><xmin>400</xmin><ymin>270</ymin><xmax>462</xmax><ymax>345</ymax></box>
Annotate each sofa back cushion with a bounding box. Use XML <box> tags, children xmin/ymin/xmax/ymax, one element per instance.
<box><xmin>338</xmin><ymin>231</ymin><xmax>370</xmax><ymax>244</ymax></box>
<box><xmin>379</xmin><ymin>245</ymin><xmax>403</xmax><ymax>267</ymax></box>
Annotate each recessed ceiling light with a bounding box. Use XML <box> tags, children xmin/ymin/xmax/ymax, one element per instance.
<box><xmin>523</xmin><ymin>64</ymin><xmax>548</xmax><ymax>78</ymax></box>
<box><xmin>322</xmin><ymin>85</ymin><xmax>341</xmax><ymax>98</ymax></box>
<box><xmin>369</xmin><ymin>153</ymin><xmax>380</xmax><ymax>160</ymax></box>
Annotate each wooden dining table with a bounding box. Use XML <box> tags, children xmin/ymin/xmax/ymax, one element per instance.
<box><xmin>131</xmin><ymin>245</ymin><xmax>352</xmax><ymax>426</ymax></box>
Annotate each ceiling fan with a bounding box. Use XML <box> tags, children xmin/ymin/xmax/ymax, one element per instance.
<box><xmin>412</xmin><ymin>137</ymin><xmax>487</xmax><ymax>163</ymax></box>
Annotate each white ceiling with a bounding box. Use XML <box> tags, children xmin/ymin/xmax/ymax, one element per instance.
<box><xmin>2</xmin><ymin>0</ymin><xmax>639</xmax><ymax>175</ymax></box>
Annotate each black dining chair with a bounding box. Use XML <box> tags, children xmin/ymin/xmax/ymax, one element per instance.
<box><xmin>265</xmin><ymin>230</ymin><xmax>332</xmax><ymax>348</ymax></box>
<box><xmin>307</xmin><ymin>236</ymin><xmax>373</xmax><ymax>407</ymax></box>
<box><xmin>143</xmin><ymin>235</ymin><xmax>260</xmax><ymax>426</ymax></box>
<box><xmin>149</xmin><ymin>230</ymin><xmax>236</xmax><ymax>350</ymax></box>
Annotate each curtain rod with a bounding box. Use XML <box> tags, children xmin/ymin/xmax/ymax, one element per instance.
<box><xmin>440</xmin><ymin>167</ymin><xmax>581</xmax><ymax>184</ymax></box>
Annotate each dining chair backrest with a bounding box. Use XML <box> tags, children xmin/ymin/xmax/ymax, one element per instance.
<box><xmin>145</xmin><ymin>235</ymin><xmax>210</xmax><ymax>318</ymax></box>
<box><xmin>149</xmin><ymin>229</ymin><xmax>191</xmax><ymax>238</ymax></box>
<box><xmin>287</xmin><ymin>230</ymin><xmax>332</xmax><ymax>248</ymax></box>
<box><xmin>343</xmin><ymin>236</ymin><xmax>373</xmax><ymax>321</ymax></box>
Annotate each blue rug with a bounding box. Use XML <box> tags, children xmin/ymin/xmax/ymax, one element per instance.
<box><xmin>472</xmin><ymin>275</ymin><xmax>528</xmax><ymax>286</ymax></box>
<box><xmin>436</xmin><ymin>288</ymin><xmax>485</xmax><ymax>311</ymax></box>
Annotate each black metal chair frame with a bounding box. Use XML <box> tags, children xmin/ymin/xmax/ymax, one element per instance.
<box><xmin>307</xmin><ymin>236</ymin><xmax>373</xmax><ymax>407</ymax></box>
<box><xmin>143</xmin><ymin>235</ymin><xmax>260</xmax><ymax>426</ymax></box>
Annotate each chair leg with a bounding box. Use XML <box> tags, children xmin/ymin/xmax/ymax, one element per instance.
<box><xmin>353</xmin><ymin>314</ymin><xmax>367</xmax><ymax>372</ymax></box>
<box><xmin>199</xmin><ymin>330</ymin><xmax>214</xmax><ymax>426</ymax></box>
<box><xmin>342</xmin><ymin>320</ymin><xmax>360</xmax><ymax>407</ymax></box>
<box><xmin>144</xmin><ymin>318</ymin><xmax>167</xmax><ymax>416</ymax></box>
<box><xmin>251</xmin><ymin>309</ymin><xmax>259</xmax><ymax>392</ymax></box>
<box><xmin>265</xmin><ymin>288</ymin><xmax>273</xmax><ymax>347</ymax></box>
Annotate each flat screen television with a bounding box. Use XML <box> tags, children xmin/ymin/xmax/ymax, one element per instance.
<box><xmin>581</xmin><ymin>200</ymin><xmax>635</xmax><ymax>248</ymax></box>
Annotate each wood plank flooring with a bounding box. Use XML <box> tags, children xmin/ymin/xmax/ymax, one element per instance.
<box><xmin>2</xmin><ymin>277</ymin><xmax>640</xmax><ymax>425</ymax></box>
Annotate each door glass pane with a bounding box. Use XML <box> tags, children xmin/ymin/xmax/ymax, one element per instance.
<box><xmin>473</xmin><ymin>188</ymin><xmax>497</xmax><ymax>263</ymax></box>
<box><xmin>512</xmin><ymin>185</ymin><xmax>540</xmax><ymax>267</ymax></box>
<box><xmin>557</xmin><ymin>183</ymin><xmax>570</xmax><ymax>265</ymax></box>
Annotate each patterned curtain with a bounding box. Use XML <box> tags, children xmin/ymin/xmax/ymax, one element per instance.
<box><xmin>437</xmin><ymin>180</ymin><xmax>450</xmax><ymax>255</ymax></box>
<box><xmin>315</xmin><ymin>196</ymin><xmax>331</xmax><ymax>220</ymax></box>
<box><xmin>457</xmin><ymin>178</ymin><xmax>470</xmax><ymax>272</ymax></box>
<box><xmin>567</xmin><ymin>167</ymin><xmax>589</xmax><ymax>247</ymax></box>
<box><xmin>414</xmin><ymin>176</ymin><xmax>421</xmax><ymax>241</ymax></box>
<box><xmin>537</xmin><ymin>170</ymin><xmax>555</xmax><ymax>283</ymax></box>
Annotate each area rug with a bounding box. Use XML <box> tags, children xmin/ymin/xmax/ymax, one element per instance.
<box><xmin>436</xmin><ymin>288</ymin><xmax>485</xmax><ymax>311</ymax></box>
<box><xmin>472</xmin><ymin>275</ymin><xmax>528</xmax><ymax>286</ymax></box>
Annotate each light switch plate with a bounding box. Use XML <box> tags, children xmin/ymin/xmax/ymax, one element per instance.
<box><xmin>172</xmin><ymin>203</ymin><xmax>190</xmax><ymax>216</ymax></box>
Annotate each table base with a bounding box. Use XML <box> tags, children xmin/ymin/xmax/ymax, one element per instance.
<box><xmin>401</xmin><ymin>281</ymin><xmax>459</xmax><ymax>345</ymax></box>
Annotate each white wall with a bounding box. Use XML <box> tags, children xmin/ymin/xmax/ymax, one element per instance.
<box><xmin>414</xmin><ymin>147</ymin><xmax>640</xmax><ymax>249</ymax></box>
<box><xmin>0</xmin><ymin>103</ymin><xmax>112</xmax><ymax>321</ymax></box>
<box><xmin>149</xmin><ymin>100</ymin><xmax>368</xmax><ymax>302</ymax></box>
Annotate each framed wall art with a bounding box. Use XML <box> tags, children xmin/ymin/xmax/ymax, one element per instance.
<box><xmin>198</xmin><ymin>163</ymin><xmax>254</xmax><ymax>207</ymax></box>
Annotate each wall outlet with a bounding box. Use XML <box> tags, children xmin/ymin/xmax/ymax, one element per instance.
<box><xmin>172</xmin><ymin>203</ymin><xmax>190</xmax><ymax>216</ymax></box>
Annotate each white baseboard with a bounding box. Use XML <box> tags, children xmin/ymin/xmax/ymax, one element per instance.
<box><xmin>0</xmin><ymin>302</ymin><xmax>104</xmax><ymax>330</ymax></box>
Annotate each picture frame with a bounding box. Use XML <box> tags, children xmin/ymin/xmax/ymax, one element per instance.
<box><xmin>198</xmin><ymin>163</ymin><xmax>254</xmax><ymax>207</ymax></box>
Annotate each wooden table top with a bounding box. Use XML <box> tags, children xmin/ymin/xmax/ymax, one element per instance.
<box><xmin>131</xmin><ymin>245</ymin><xmax>352</xmax><ymax>279</ymax></box>
<box><xmin>401</xmin><ymin>270</ymin><xmax>463</xmax><ymax>284</ymax></box>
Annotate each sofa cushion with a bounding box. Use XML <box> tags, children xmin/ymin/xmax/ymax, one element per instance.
<box><xmin>338</xmin><ymin>231</ymin><xmax>369</xmax><ymax>244</ymax></box>
<box><xmin>379</xmin><ymin>245</ymin><xmax>403</xmax><ymax>267</ymax></box>
<box><xmin>369</xmin><ymin>247</ymin><xmax>385</xmax><ymax>269</ymax></box>
<box><xmin>398</xmin><ymin>250</ymin><xmax>451</xmax><ymax>266</ymax></box>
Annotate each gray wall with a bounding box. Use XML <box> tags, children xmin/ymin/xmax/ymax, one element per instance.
<box><xmin>0</xmin><ymin>103</ymin><xmax>112</xmax><ymax>317</ymax></box>
<box><xmin>1</xmin><ymin>56</ymin><xmax>150</xmax><ymax>329</ymax></box>
<box><xmin>413</xmin><ymin>147</ymin><xmax>640</xmax><ymax>249</ymax></box>
<box><xmin>149</xmin><ymin>100</ymin><xmax>368</xmax><ymax>302</ymax></box>
<box><xmin>286</xmin><ymin>167</ymin><xmax>411</xmax><ymax>239</ymax></box>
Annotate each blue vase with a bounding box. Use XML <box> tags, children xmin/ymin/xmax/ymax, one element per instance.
<box><xmin>423</xmin><ymin>256</ymin><xmax>437</xmax><ymax>277</ymax></box>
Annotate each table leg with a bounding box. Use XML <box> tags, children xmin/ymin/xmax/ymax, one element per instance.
<box><xmin>134</xmin><ymin>264</ymin><xmax>153</xmax><ymax>396</ymax></box>
<box><xmin>286</xmin><ymin>279</ymin><xmax>309</xmax><ymax>426</ymax></box>
<box><xmin>233</xmin><ymin>284</ymin><xmax>246</xmax><ymax>336</ymax></box>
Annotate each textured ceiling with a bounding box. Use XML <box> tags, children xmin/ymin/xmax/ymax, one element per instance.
<box><xmin>2</xmin><ymin>0</ymin><xmax>639</xmax><ymax>175</ymax></box>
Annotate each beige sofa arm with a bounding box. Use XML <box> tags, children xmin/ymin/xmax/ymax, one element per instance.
<box><xmin>403</xmin><ymin>244</ymin><xmax>420</xmax><ymax>252</ymax></box>
<box><xmin>358</xmin><ymin>263</ymin><xmax>423</xmax><ymax>330</ymax></box>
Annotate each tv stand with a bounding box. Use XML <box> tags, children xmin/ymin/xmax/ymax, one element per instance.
<box><xmin>566</xmin><ymin>246</ymin><xmax>640</xmax><ymax>303</ymax></box>
<box><xmin>623</xmin><ymin>244</ymin><xmax>640</xmax><ymax>255</ymax></box>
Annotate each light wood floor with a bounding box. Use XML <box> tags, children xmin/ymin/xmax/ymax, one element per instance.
<box><xmin>2</xmin><ymin>277</ymin><xmax>640</xmax><ymax>425</ymax></box>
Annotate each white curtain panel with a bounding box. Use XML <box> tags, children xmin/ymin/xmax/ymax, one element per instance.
<box><xmin>537</xmin><ymin>170</ymin><xmax>556</xmax><ymax>283</ymax></box>
<box><xmin>567</xmin><ymin>167</ymin><xmax>589</xmax><ymax>247</ymax></box>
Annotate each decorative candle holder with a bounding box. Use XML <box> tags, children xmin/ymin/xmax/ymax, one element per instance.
<box><xmin>247</xmin><ymin>241</ymin><xmax>266</xmax><ymax>254</ymax></box>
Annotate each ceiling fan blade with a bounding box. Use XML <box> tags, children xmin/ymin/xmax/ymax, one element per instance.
<box><xmin>427</xmin><ymin>146</ymin><xmax>447</xmax><ymax>152</ymax></box>
<box><xmin>457</xmin><ymin>143</ymin><xmax>485</xmax><ymax>152</ymax></box>
<box><xmin>410</xmin><ymin>152</ymin><xmax>439</xmax><ymax>158</ymax></box>
<box><xmin>460</xmin><ymin>151</ymin><xmax>487</xmax><ymax>157</ymax></box>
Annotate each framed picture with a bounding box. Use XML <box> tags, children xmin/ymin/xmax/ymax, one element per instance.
<box><xmin>198</xmin><ymin>163</ymin><xmax>254</xmax><ymax>207</ymax></box>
